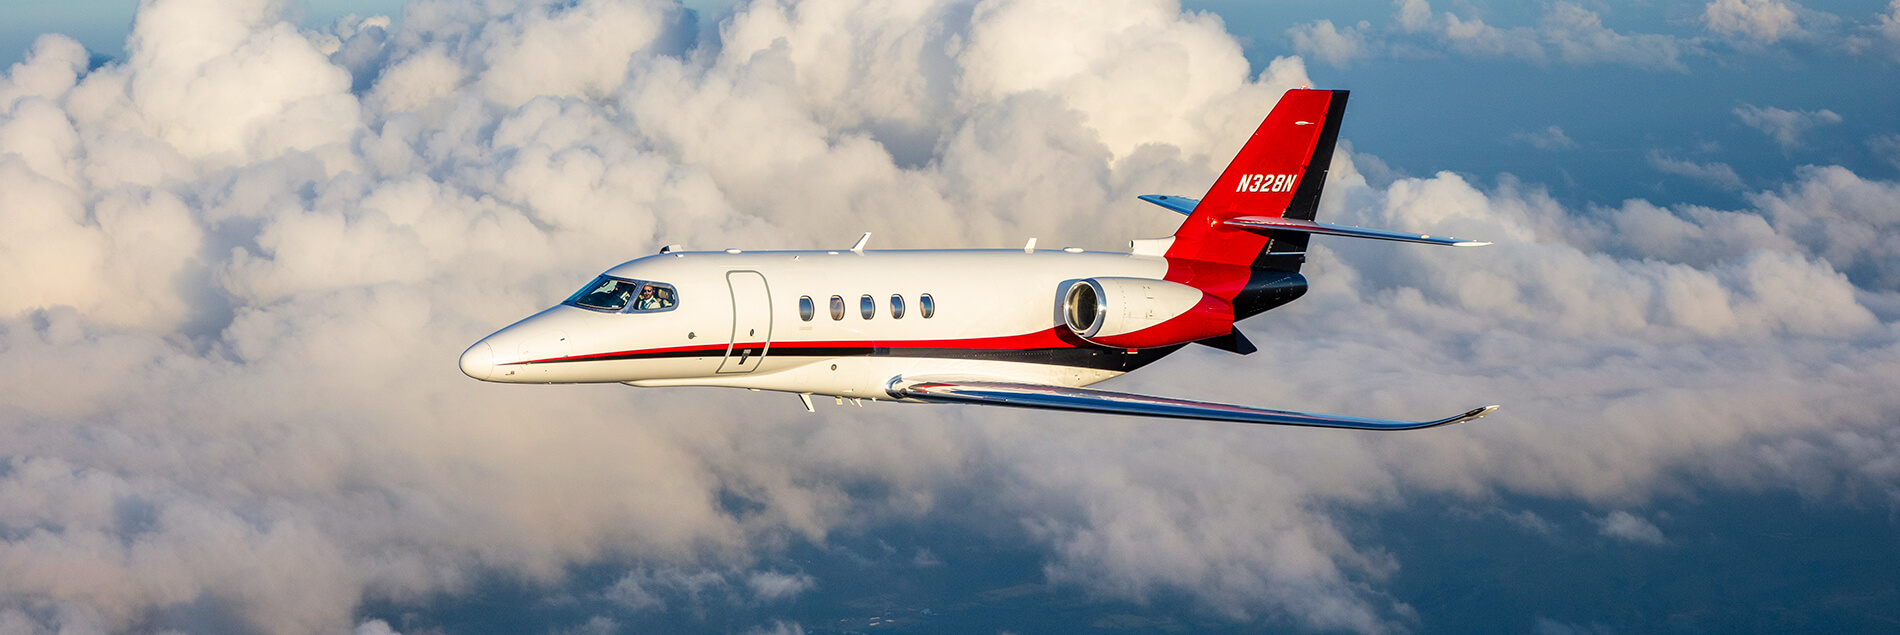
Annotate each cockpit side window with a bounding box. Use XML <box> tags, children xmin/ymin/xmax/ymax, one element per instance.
<box><xmin>567</xmin><ymin>275</ymin><xmax>638</xmax><ymax>311</ymax></box>
<box><xmin>565</xmin><ymin>276</ymin><xmax>678</xmax><ymax>313</ymax></box>
<box><xmin>627</xmin><ymin>282</ymin><xmax>678</xmax><ymax>312</ymax></box>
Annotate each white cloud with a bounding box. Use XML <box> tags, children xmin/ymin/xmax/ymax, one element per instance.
<box><xmin>1734</xmin><ymin>103</ymin><xmax>1842</xmax><ymax>149</ymax></box>
<box><xmin>0</xmin><ymin>0</ymin><xmax>1898</xmax><ymax>633</ymax></box>
<box><xmin>1749</xmin><ymin>165</ymin><xmax>1900</xmax><ymax>292</ymax></box>
<box><xmin>1288</xmin><ymin>20</ymin><xmax>1373</xmax><ymax>68</ymax></box>
<box><xmin>1704</xmin><ymin>0</ymin><xmax>1804</xmax><ymax>43</ymax></box>
<box><xmin>745</xmin><ymin>621</ymin><xmax>806</xmax><ymax>635</ymax></box>
<box><xmin>1503</xmin><ymin>510</ymin><xmax>1558</xmax><ymax>536</ymax></box>
<box><xmin>1513</xmin><ymin>125</ymin><xmax>1577</xmax><ymax>150</ymax></box>
<box><xmin>1648</xmin><ymin>151</ymin><xmax>1745</xmax><ymax>190</ymax></box>
<box><xmin>1286</xmin><ymin>1</ymin><xmax>1695</xmax><ymax>71</ymax></box>
<box><xmin>354</xmin><ymin>620</ymin><xmax>400</xmax><ymax>635</ymax></box>
<box><xmin>1881</xmin><ymin>0</ymin><xmax>1900</xmax><ymax>43</ymax></box>
<box><xmin>1869</xmin><ymin>133</ymin><xmax>1900</xmax><ymax>170</ymax></box>
<box><xmin>745</xmin><ymin>570</ymin><xmax>817</xmax><ymax>602</ymax></box>
<box><xmin>1593</xmin><ymin>510</ymin><xmax>1668</xmax><ymax>545</ymax></box>
<box><xmin>1395</xmin><ymin>0</ymin><xmax>1433</xmax><ymax>33</ymax></box>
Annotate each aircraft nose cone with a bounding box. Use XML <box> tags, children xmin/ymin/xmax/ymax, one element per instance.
<box><xmin>460</xmin><ymin>341</ymin><xmax>494</xmax><ymax>381</ymax></box>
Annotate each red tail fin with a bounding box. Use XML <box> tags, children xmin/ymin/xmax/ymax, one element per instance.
<box><xmin>1165</xmin><ymin>89</ymin><xmax>1348</xmax><ymax>268</ymax></box>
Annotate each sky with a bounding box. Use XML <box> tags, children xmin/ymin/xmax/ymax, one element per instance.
<box><xmin>0</xmin><ymin>0</ymin><xmax>1898</xmax><ymax>634</ymax></box>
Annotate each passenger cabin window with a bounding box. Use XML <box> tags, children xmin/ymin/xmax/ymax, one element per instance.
<box><xmin>799</xmin><ymin>296</ymin><xmax>815</xmax><ymax>321</ymax></box>
<box><xmin>919</xmin><ymin>293</ymin><xmax>935</xmax><ymax>318</ymax></box>
<box><xmin>889</xmin><ymin>294</ymin><xmax>905</xmax><ymax>319</ymax></box>
<box><xmin>860</xmin><ymin>295</ymin><xmax>875</xmax><ymax>319</ymax></box>
<box><xmin>565</xmin><ymin>275</ymin><xmax>677</xmax><ymax>313</ymax></box>
<box><xmin>829</xmin><ymin>295</ymin><xmax>845</xmax><ymax>321</ymax></box>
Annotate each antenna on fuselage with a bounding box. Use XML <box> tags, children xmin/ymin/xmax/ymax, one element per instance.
<box><xmin>850</xmin><ymin>233</ymin><xmax>871</xmax><ymax>254</ymax></box>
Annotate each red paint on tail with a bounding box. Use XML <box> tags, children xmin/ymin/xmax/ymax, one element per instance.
<box><xmin>1165</xmin><ymin>89</ymin><xmax>1348</xmax><ymax>267</ymax></box>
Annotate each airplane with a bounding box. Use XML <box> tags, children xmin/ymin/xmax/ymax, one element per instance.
<box><xmin>459</xmin><ymin>89</ymin><xmax>1500</xmax><ymax>430</ymax></box>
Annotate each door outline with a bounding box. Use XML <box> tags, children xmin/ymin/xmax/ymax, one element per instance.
<box><xmin>718</xmin><ymin>271</ymin><xmax>772</xmax><ymax>374</ymax></box>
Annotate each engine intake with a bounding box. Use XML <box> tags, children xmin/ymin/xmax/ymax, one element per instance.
<box><xmin>1062</xmin><ymin>278</ymin><xmax>1235</xmax><ymax>349</ymax></box>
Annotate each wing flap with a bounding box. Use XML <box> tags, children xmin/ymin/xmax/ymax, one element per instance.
<box><xmin>1225</xmin><ymin>215</ymin><xmax>1491</xmax><ymax>247</ymax></box>
<box><xmin>895</xmin><ymin>379</ymin><xmax>1496</xmax><ymax>431</ymax></box>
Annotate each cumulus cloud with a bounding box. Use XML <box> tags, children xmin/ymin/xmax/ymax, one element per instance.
<box><xmin>354</xmin><ymin>620</ymin><xmax>400</xmax><ymax>635</ymax></box>
<box><xmin>1868</xmin><ymin>133</ymin><xmax>1900</xmax><ymax>171</ymax></box>
<box><xmin>745</xmin><ymin>620</ymin><xmax>806</xmax><ymax>635</ymax></box>
<box><xmin>1300</xmin><ymin>0</ymin><xmax>1895</xmax><ymax>64</ymax></box>
<box><xmin>1734</xmin><ymin>103</ymin><xmax>1842</xmax><ymax>149</ymax></box>
<box><xmin>1593</xmin><ymin>510</ymin><xmax>1668</xmax><ymax>545</ymax></box>
<box><xmin>1882</xmin><ymin>1</ymin><xmax>1900</xmax><ymax>43</ymax></box>
<box><xmin>1288</xmin><ymin>19</ymin><xmax>1372</xmax><ymax>68</ymax></box>
<box><xmin>1703</xmin><ymin>0</ymin><xmax>1804</xmax><ymax>43</ymax></box>
<box><xmin>1648</xmin><ymin>151</ymin><xmax>1745</xmax><ymax>190</ymax></box>
<box><xmin>1747</xmin><ymin>165</ymin><xmax>1900</xmax><ymax>292</ymax></box>
<box><xmin>1285</xmin><ymin>0</ymin><xmax>1696</xmax><ymax>71</ymax></box>
<box><xmin>2</xmin><ymin>0</ymin><xmax>1900</xmax><ymax>633</ymax></box>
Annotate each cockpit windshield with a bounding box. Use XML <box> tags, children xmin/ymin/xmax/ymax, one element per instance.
<box><xmin>565</xmin><ymin>275</ymin><xmax>678</xmax><ymax>313</ymax></box>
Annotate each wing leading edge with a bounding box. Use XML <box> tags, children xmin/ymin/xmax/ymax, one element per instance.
<box><xmin>894</xmin><ymin>379</ymin><xmax>1497</xmax><ymax>431</ymax></box>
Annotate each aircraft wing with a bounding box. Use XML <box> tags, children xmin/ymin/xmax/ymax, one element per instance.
<box><xmin>1137</xmin><ymin>194</ymin><xmax>1490</xmax><ymax>246</ymax></box>
<box><xmin>893</xmin><ymin>379</ymin><xmax>1496</xmax><ymax>431</ymax></box>
<box><xmin>1223</xmin><ymin>215</ymin><xmax>1491</xmax><ymax>247</ymax></box>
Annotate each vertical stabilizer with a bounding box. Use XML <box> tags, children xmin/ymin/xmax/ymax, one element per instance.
<box><xmin>1165</xmin><ymin>89</ymin><xmax>1349</xmax><ymax>269</ymax></box>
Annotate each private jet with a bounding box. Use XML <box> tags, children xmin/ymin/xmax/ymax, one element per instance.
<box><xmin>460</xmin><ymin>89</ymin><xmax>1499</xmax><ymax>430</ymax></box>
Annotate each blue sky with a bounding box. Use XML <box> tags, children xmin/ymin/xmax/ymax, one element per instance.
<box><xmin>2</xmin><ymin>1</ymin><xmax>1899</xmax><ymax>633</ymax></box>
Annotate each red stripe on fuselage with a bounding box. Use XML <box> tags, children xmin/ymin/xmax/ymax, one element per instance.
<box><xmin>502</xmin><ymin>327</ymin><xmax>1100</xmax><ymax>366</ymax></box>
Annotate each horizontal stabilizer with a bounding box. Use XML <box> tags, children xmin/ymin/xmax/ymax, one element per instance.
<box><xmin>1138</xmin><ymin>195</ymin><xmax>1198</xmax><ymax>216</ymax></box>
<box><xmin>1225</xmin><ymin>215</ymin><xmax>1491</xmax><ymax>247</ymax></box>
<box><xmin>894</xmin><ymin>379</ymin><xmax>1497</xmax><ymax>431</ymax></box>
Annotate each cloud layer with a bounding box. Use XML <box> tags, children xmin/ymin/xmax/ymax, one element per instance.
<box><xmin>1</xmin><ymin>0</ymin><xmax>1898</xmax><ymax>633</ymax></box>
<box><xmin>1286</xmin><ymin>0</ymin><xmax>1900</xmax><ymax>69</ymax></box>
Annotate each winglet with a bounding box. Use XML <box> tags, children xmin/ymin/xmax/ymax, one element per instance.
<box><xmin>1432</xmin><ymin>404</ymin><xmax>1500</xmax><ymax>428</ymax></box>
<box><xmin>850</xmin><ymin>232</ymin><xmax>871</xmax><ymax>253</ymax></box>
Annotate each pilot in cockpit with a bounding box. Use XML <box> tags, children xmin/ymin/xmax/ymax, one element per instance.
<box><xmin>635</xmin><ymin>285</ymin><xmax>663</xmax><ymax>311</ymax></box>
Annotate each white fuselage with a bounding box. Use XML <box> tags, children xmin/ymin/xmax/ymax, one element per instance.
<box><xmin>459</xmin><ymin>248</ymin><xmax>1177</xmax><ymax>399</ymax></box>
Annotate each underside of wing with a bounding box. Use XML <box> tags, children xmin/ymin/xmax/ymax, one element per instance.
<box><xmin>893</xmin><ymin>379</ymin><xmax>1497</xmax><ymax>431</ymax></box>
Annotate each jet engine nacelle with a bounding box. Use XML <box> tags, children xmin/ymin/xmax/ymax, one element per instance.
<box><xmin>1062</xmin><ymin>277</ymin><xmax>1235</xmax><ymax>349</ymax></box>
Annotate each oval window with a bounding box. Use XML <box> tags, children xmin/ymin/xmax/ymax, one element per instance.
<box><xmin>829</xmin><ymin>295</ymin><xmax>845</xmax><ymax>321</ymax></box>
<box><xmin>919</xmin><ymin>293</ymin><xmax>935</xmax><ymax>319</ymax></box>
<box><xmin>860</xmin><ymin>295</ymin><xmax>875</xmax><ymax>319</ymax></box>
<box><xmin>799</xmin><ymin>296</ymin><xmax>814</xmax><ymax>322</ymax></box>
<box><xmin>889</xmin><ymin>294</ymin><xmax>905</xmax><ymax>319</ymax></box>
